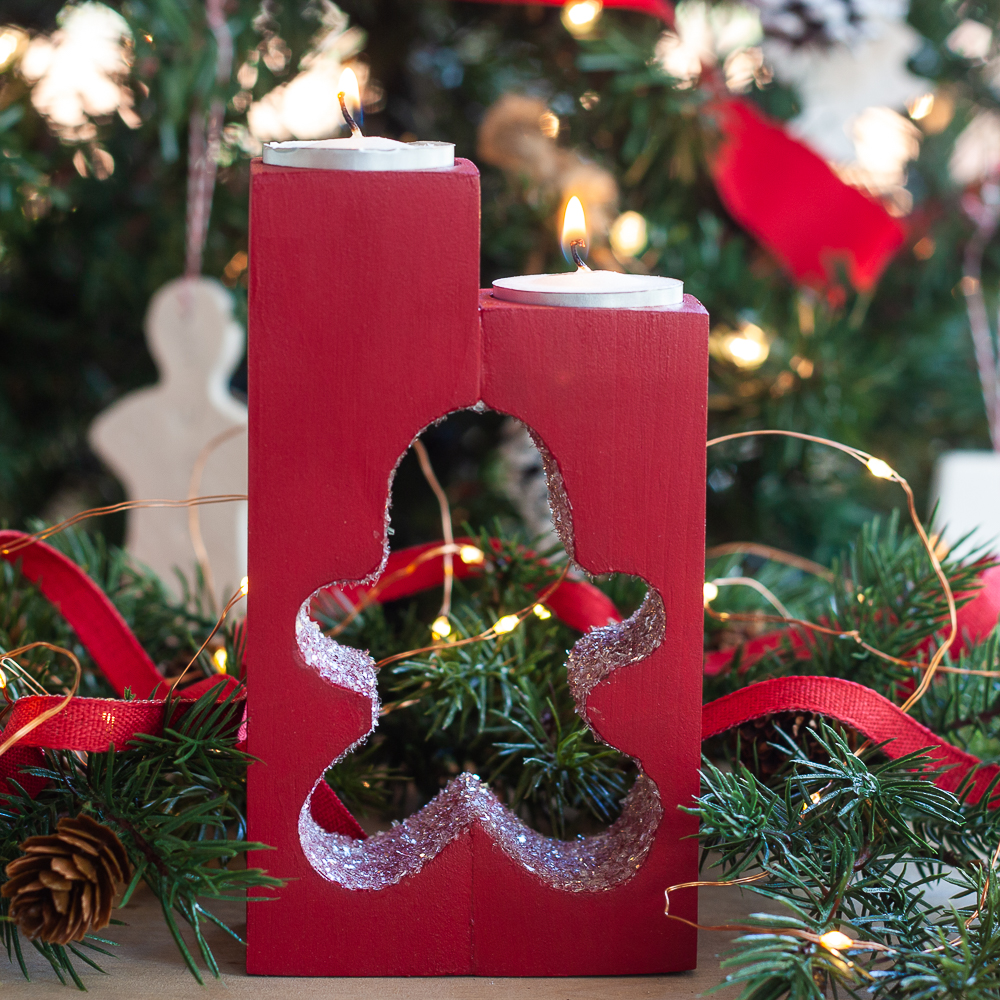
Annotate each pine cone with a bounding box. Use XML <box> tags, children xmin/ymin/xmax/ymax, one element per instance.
<box><xmin>732</xmin><ymin>712</ymin><xmax>864</xmax><ymax>779</ymax></box>
<box><xmin>2</xmin><ymin>815</ymin><xmax>131</xmax><ymax>945</ymax></box>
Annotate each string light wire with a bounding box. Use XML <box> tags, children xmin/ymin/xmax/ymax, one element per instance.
<box><xmin>413</xmin><ymin>439</ymin><xmax>455</xmax><ymax>626</ymax></box>
<box><xmin>0</xmin><ymin>642</ymin><xmax>82</xmax><ymax>763</ymax></box>
<box><xmin>705</xmin><ymin>541</ymin><xmax>832</xmax><ymax>581</ymax></box>
<box><xmin>706</xmin><ymin>430</ymin><xmax>958</xmax><ymax>713</ymax></box>
<box><xmin>0</xmin><ymin>495</ymin><xmax>248</xmax><ymax>558</ymax></box>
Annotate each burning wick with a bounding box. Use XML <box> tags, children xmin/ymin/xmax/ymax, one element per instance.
<box><xmin>337</xmin><ymin>67</ymin><xmax>363</xmax><ymax>139</ymax></box>
<box><xmin>562</xmin><ymin>196</ymin><xmax>591</xmax><ymax>272</ymax></box>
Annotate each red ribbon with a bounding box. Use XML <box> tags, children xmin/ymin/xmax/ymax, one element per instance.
<box><xmin>707</xmin><ymin>98</ymin><xmax>906</xmax><ymax>291</ymax></box>
<box><xmin>0</xmin><ymin>530</ymin><xmax>163</xmax><ymax>699</ymax></box>
<box><xmin>327</xmin><ymin>539</ymin><xmax>621</xmax><ymax>633</ymax></box>
<box><xmin>705</xmin><ymin>563</ymin><xmax>1000</xmax><ymax>677</ymax></box>
<box><xmin>0</xmin><ymin>532</ymin><xmax>245</xmax><ymax>804</ymax></box>
<box><xmin>4</xmin><ymin>529</ymin><xmax>997</xmax><ymax>840</ymax></box>
<box><xmin>703</xmin><ymin>675</ymin><xmax>999</xmax><ymax>804</ymax></box>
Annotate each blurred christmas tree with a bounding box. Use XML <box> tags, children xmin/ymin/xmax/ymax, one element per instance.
<box><xmin>0</xmin><ymin>0</ymin><xmax>997</xmax><ymax>563</ymax></box>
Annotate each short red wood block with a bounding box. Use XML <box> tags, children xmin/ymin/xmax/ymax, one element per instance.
<box><xmin>246</xmin><ymin>157</ymin><xmax>709</xmax><ymax>976</ymax></box>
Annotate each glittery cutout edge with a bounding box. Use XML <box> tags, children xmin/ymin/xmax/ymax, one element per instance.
<box><xmin>295</xmin><ymin>409</ymin><xmax>666</xmax><ymax>893</ymax></box>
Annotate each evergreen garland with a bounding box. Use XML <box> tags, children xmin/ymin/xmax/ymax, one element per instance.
<box><xmin>0</xmin><ymin>502</ymin><xmax>996</xmax><ymax>990</ymax></box>
<box><xmin>2</xmin><ymin>0</ymin><xmax>1000</xmax><ymax>992</ymax></box>
<box><xmin>319</xmin><ymin>525</ymin><xmax>646</xmax><ymax>838</ymax></box>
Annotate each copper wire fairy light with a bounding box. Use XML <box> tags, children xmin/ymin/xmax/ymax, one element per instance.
<box><xmin>705</xmin><ymin>541</ymin><xmax>832</xmax><ymax>581</ymax></box>
<box><xmin>0</xmin><ymin>495</ymin><xmax>248</xmax><ymax>558</ymax></box>
<box><xmin>0</xmin><ymin>642</ymin><xmax>82</xmax><ymax>762</ymax></box>
<box><xmin>0</xmin><ymin>418</ymin><xmax>976</xmax><ymax>969</ymax></box>
<box><xmin>412</xmin><ymin>439</ymin><xmax>456</xmax><ymax>639</ymax></box>
<box><xmin>706</xmin><ymin>430</ymin><xmax>960</xmax><ymax>712</ymax></box>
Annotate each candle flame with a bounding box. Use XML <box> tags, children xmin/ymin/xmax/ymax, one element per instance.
<box><xmin>561</xmin><ymin>196</ymin><xmax>589</xmax><ymax>269</ymax></box>
<box><xmin>338</xmin><ymin>67</ymin><xmax>362</xmax><ymax>121</ymax></box>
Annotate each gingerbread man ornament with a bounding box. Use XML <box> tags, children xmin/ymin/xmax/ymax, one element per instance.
<box><xmin>89</xmin><ymin>277</ymin><xmax>247</xmax><ymax>605</ymax></box>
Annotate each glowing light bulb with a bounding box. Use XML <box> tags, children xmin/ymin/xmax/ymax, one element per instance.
<box><xmin>493</xmin><ymin>614</ymin><xmax>520</xmax><ymax>635</ymax></box>
<box><xmin>431</xmin><ymin>615</ymin><xmax>452</xmax><ymax>640</ymax></box>
<box><xmin>819</xmin><ymin>930</ymin><xmax>853</xmax><ymax>952</ymax></box>
<box><xmin>562</xmin><ymin>0</ymin><xmax>602</xmax><ymax>35</ymax></box>
<box><xmin>240</xmin><ymin>576</ymin><xmax>249</xmax><ymax>596</ymax></box>
<box><xmin>728</xmin><ymin>338</ymin><xmax>766</xmax><ymax>364</ymax></box>
<box><xmin>532</xmin><ymin>604</ymin><xmax>552</xmax><ymax>620</ymax></box>
<box><xmin>908</xmin><ymin>93</ymin><xmax>934</xmax><ymax>121</ymax></box>
<box><xmin>459</xmin><ymin>545</ymin><xmax>485</xmax><ymax>565</ymax></box>
<box><xmin>539</xmin><ymin>110</ymin><xmax>560</xmax><ymax>139</ymax></box>
<box><xmin>866</xmin><ymin>457</ymin><xmax>895</xmax><ymax>480</ymax></box>
<box><xmin>703</xmin><ymin>582</ymin><xmax>719</xmax><ymax>605</ymax></box>
<box><xmin>561</xmin><ymin>195</ymin><xmax>588</xmax><ymax>266</ymax></box>
<box><xmin>727</xmin><ymin>322</ymin><xmax>769</xmax><ymax>369</ymax></box>
<box><xmin>610</xmin><ymin>211</ymin><xmax>648</xmax><ymax>258</ymax></box>
<box><xmin>0</xmin><ymin>666</ymin><xmax>6</xmax><ymax>690</ymax></box>
<box><xmin>213</xmin><ymin>649</ymin><xmax>228</xmax><ymax>674</ymax></box>
<box><xmin>338</xmin><ymin>67</ymin><xmax>362</xmax><ymax>120</ymax></box>
<box><xmin>0</xmin><ymin>29</ymin><xmax>22</xmax><ymax>70</ymax></box>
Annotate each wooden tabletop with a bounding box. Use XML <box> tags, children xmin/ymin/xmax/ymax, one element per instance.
<box><xmin>1</xmin><ymin>882</ymin><xmax>750</xmax><ymax>998</ymax></box>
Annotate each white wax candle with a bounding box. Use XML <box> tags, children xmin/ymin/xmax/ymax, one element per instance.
<box><xmin>491</xmin><ymin>269</ymin><xmax>683</xmax><ymax>309</ymax></box>
<box><xmin>263</xmin><ymin>137</ymin><xmax>454</xmax><ymax>172</ymax></box>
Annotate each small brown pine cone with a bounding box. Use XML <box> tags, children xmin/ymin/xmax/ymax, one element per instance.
<box><xmin>2</xmin><ymin>815</ymin><xmax>131</xmax><ymax>945</ymax></box>
<box><xmin>732</xmin><ymin>712</ymin><xmax>864</xmax><ymax>779</ymax></box>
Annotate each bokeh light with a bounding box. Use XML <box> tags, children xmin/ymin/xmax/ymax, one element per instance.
<box><xmin>610</xmin><ymin>211</ymin><xmax>648</xmax><ymax>259</ymax></box>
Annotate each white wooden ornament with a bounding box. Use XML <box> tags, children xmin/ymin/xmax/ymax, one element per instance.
<box><xmin>89</xmin><ymin>278</ymin><xmax>247</xmax><ymax>604</ymax></box>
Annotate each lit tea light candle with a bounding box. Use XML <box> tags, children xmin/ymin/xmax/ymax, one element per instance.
<box><xmin>263</xmin><ymin>68</ymin><xmax>454</xmax><ymax>171</ymax></box>
<box><xmin>492</xmin><ymin>197</ymin><xmax>683</xmax><ymax>309</ymax></box>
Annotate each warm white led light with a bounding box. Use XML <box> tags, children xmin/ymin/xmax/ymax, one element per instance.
<box><xmin>866</xmin><ymin>457</ymin><xmax>895</xmax><ymax>480</ymax></box>
<box><xmin>610</xmin><ymin>211</ymin><xmax>648</xmax><ymax>258</ymax></box>
<box><xmin>493</xmin><ymin>614</ymin><xmax>520</xmax><ymax>635</ymax></box>
<box><xmin>562</xmin><ymin>0</ymin><xmax>602</xmax><ymax>34</ymax></box>
<box><xmin>819</xmin><ymin>930</ymin><xmax>853</xmax><ymax>952</ymax></box>
<box><xmin>213</xmin><ymin>648</ymin><xmax>228</xmax><ymax>674</ymax></box>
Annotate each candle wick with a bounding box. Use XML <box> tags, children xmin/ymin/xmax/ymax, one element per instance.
<box><xmin>570</xmin><ymin>240</ymin><xmax>591</xmax><ymax>272</ymax></box>
<box><xmin>338</xmin><ymin>92</ymin><xmax>363</xmax><ymax>139</ymax></box>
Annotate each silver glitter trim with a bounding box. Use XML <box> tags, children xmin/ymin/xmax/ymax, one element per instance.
<box><xmin>299</xmin><ymin>771</ymin><xmax>662</xmax><ymax>892</ymax></box>
<box><xmin>527</xmin><ymin>428</ymin><xmax>576</xmax><ymax>562</ymax></box>
<box><xmin>295</xmin><ymin>408</ymin><xmax>666</xmax><ymax>894</ymax></box>
<box><xmin>295</xmin><ymin>604</ymin><xmax>379</xmax><ymax>731</ymax></box>
<box><xmin>567</xmin><ymin>590</ymin><xmax>666</xmax><ymax>728</ymax></box>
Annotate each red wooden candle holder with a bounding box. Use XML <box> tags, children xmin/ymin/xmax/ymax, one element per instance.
<box><xmin>246</xmin><ymin>158</ymin><xmax>709</xmax><ymax>976</ymax></box>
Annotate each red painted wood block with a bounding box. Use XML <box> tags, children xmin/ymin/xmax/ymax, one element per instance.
<box><xmin>246</xmin><ymin>157</ymin><xmax>709</xmax><ymax>976</ymax></box>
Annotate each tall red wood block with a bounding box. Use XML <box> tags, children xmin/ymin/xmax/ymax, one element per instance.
<box><xmin>247</xmin><ymin>156</ymin><xmax>709</xmax><ymax>976</ymax></box>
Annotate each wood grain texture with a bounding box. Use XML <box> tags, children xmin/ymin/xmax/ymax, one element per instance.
<box><xmin>246</xmin><ymin>158</ymin><xmax>708</xmax><ymax>976</ymax></box>
<box><xmin>247</xmin><ymin>158</ymin><xmax>481</xmax><ymax>978</ymax></box>
<box><xmin>478</xmin><ymin>294</ymin><xmax>708</xmax><ymax>974</ymax></box>
<box><xmin>1</xmin><ymin>878</ymin><xmax>751</xmax><ymax>997</ymax></box>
